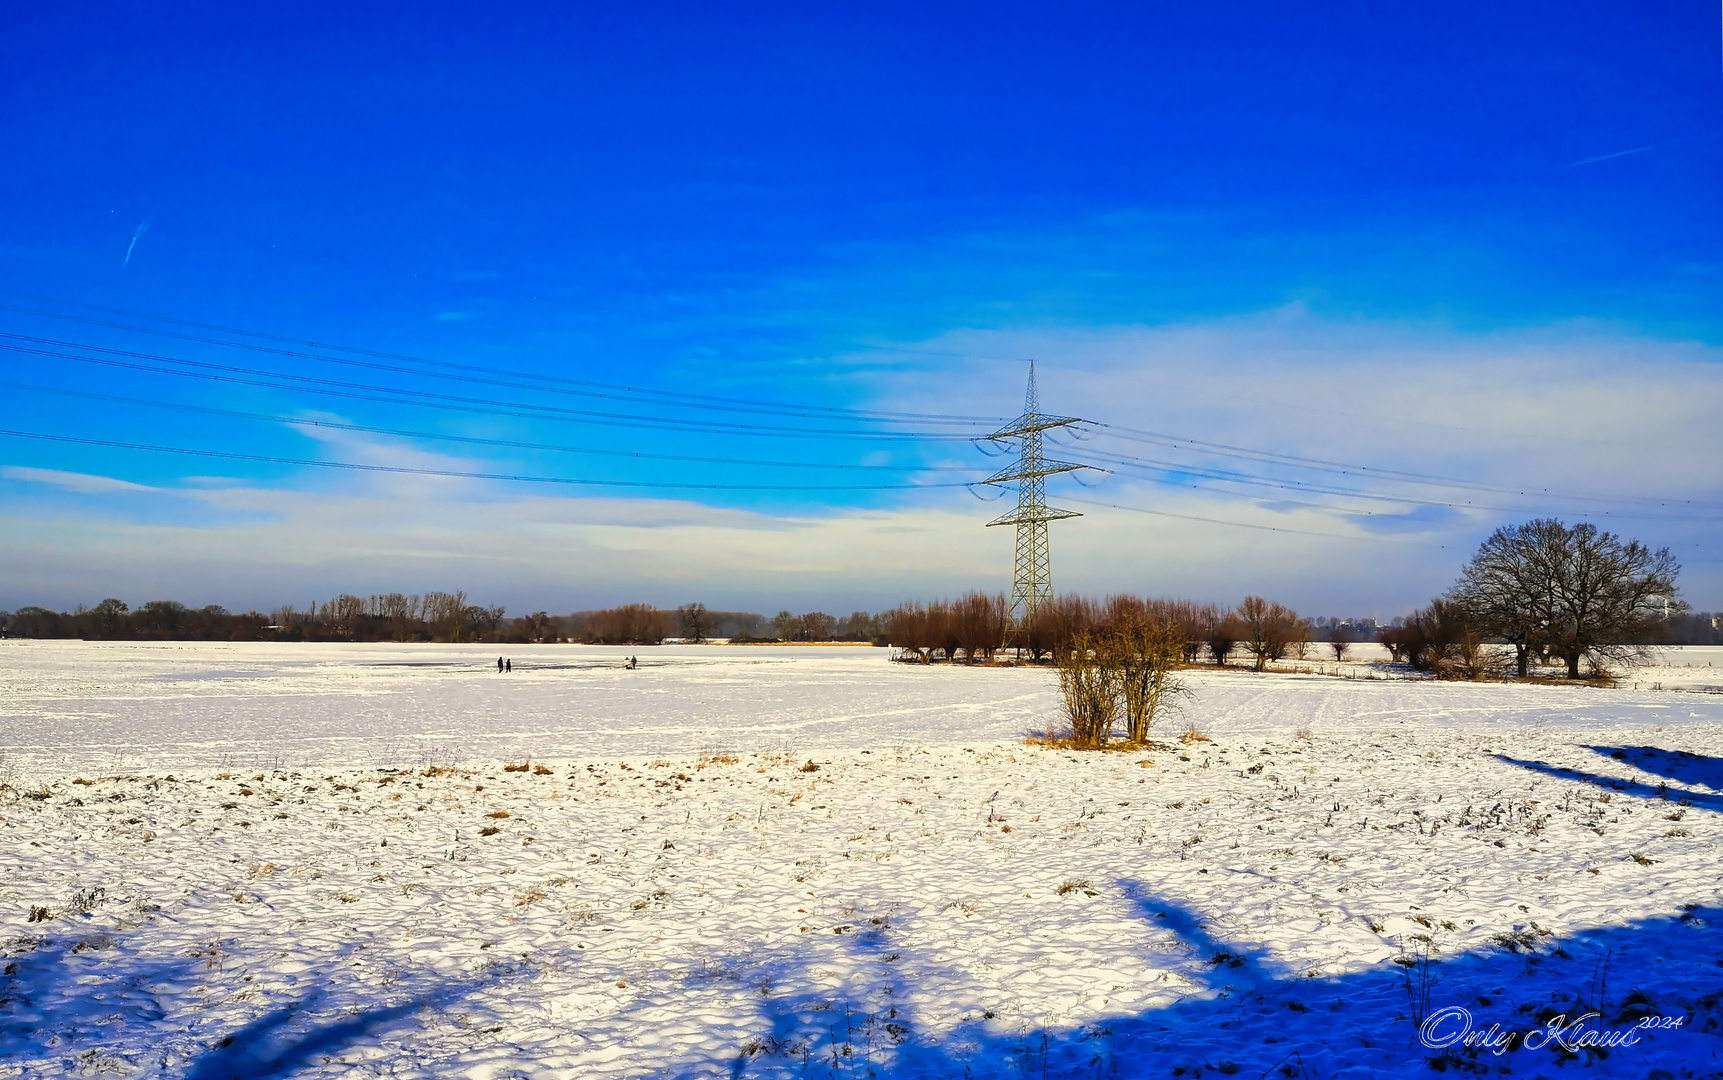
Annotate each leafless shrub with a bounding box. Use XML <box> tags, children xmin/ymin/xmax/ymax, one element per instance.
<box><xmin>1108</xmin><ymin>617</ymin><xmax>1191</xmax><ymax>742</ymax></box>
<box><xmin>1056</xmin><ymin>631</ymin><xmax>1119</xmax><ymax>748</ymax></box>
<box><xmin>1385</xmin><ymin>600</ymin><xmax>1499</xmax><ymax>679</ymax></box>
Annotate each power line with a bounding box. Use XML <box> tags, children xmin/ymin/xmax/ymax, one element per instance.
<box><xmin>0</xmin><ymin>429</ymin><xmax>981</xmax><ymax>493</ymax></box>
<box><xmin>0</xmin><ymin>292</ymin><xmax>1005</xmax><ymax>424</ymax></box>
<box><xmin>1062</xmin><ymin>496</ymin><xmax>1450</xmax><ymax>547</ymax></box>
<box><xmin>12</xmin><ymin>335</ymin><xmax>1712</xmax><ymax>521</ymax></box>
<box><xmin>1076</xmin><ymin>445</ymin><xmax>1723</xmax><ymax>521</ymax></box>
<box><xmin>0</xmin><ymin>339</ymin><xmax>985</xmax><ymax>442</ymax></box>
<box><xmin>8</xmin><ymin>292</ymin><xmax>1716</xmax><ymax>525</ymax></box>
<box><xmin>1083</xmin><ymin>422</ymin><xmax>1723</xmax><ymax>510</ymax></box>
<box><xmin>0</xmin><ymin>381</ymin><xmax>986</xmax><ymax>474</ymax></box>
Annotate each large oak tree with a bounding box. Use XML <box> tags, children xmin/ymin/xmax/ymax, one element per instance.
<box><xmin>1451</xmin><ymin>519</ymin><xmax>1682</xmax><ymax>678</ymax></box>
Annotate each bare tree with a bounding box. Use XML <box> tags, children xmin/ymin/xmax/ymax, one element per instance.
<box><xmin>1398</xmin><ymin>599</ymin><xmax>1489</xmax><ymax>678</ymax></box>
<box><xmin>951</xmin><ymin>592</ymin><xmax>1007</xmax><ymax>662</ymax></box>
<box><xmin>840</xmin><ymin>611</ymin><xmax>878</xmax><ymax>642</ymax></box>
<box><xmin>92</xmin><ymin>597</ymin><xmax>129</xmax><ymax>636</ymax></box>
<box><xmin>580</xmin><ymin>604</ymin><xmax>670</xmax><ymax>644</ymax></box>
<box><xmin>1450</xmin><ymin>519</ymin><xmax>1566</xmax><ymax>677</ymax></box>
<box><xmin>1452</xmin><ymin>519</ymin><xmax>1683</xmax><ymax>678</ymax></box>
<box><xmin>1550</xmin><ymin>523</ymin><xmax>1684</xmax><ymax>677</ymax></box>
<box><xmin>677</xmin><ymin>603</ymin><xmax>716</xmax><ymax>643</ymax></box>
<box><xmin>794</xmin><ymin>611</ymin><xmax>837</xmax><ymax>642</ymax></box>
<box><xmin>521</xmin><ymin>611</ymin><xmax>555</xmax><ymax>642</ymax></box>
<box><xmin>1327</xmin><ymin>622</ymin><xmax>1353</xmax><ymax>661</ymax></box>
<box><xmin>1237</xmin><ymin>596</ymin><xmax>1299</xmax><ymax>672</ymax></box>
<box><xmin>882</xmin><ymin>602</ymin><xmax>933</xmax><ymax>662</ymax></box>
<box><xmin>1206</xmin><ymin>612</ymin><xmax>1240</xmax><ymax>667</ymax></box>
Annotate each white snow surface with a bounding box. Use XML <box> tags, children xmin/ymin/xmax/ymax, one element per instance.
<box><xmin>4</xmin><ymin>641</ymin><xmax>1723</xmax><ymax>1078</ymax></box>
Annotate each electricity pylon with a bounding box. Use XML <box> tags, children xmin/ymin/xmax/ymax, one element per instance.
<box><xmin>982</xmin><ymin>363</ymin><xmax>1088</xmax><ymax>631</ymax></box>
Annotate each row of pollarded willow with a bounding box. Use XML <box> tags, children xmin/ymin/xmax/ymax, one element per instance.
<box><xmin>883</xmin><ymin>593</ymin><xmax>1312</xmax><ymax>670</ymax></box>
<box><xmin>881</xmin><ymin>593</ymin><xmax>1011</xmax><ymax>663</ymax></box>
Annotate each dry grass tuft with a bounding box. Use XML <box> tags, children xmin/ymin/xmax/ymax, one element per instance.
<box><xmin>1056</xmin><ymin>879</ymin><xmax>1098</xmax><ymax>897</ymax></box>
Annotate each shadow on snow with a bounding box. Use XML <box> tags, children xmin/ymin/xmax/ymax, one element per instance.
<box><xmin>7</xmin><ymin>750</ymin><xmax>1723</xmax><ymax>1079</ymax></box>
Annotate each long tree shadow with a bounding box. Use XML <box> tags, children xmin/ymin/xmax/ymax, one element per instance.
<box><xmin>182</xmin><ymin>990</ymin><xmax>468</xmax><ymax>1080</ymax></box>
<box><xmin>1493</xmin><ymin>753</ymin><xmax>1723</xmax><ymax>811</ymax></box>
<box><xmin>1</xmin><ymin>923</ymin><xmax>506</xmax><ymax>1078</ymax></box>
<box><xmin>1584</xmin><ymin>745</ymin><xmax>1723</xmax><ymax>794</ymax></box>
<box><xmin>695</xmin><ymin>885</ymin><xmax>1723</xmax><ymax>1079</ymax></box>
<box><xmin>11</xmin><ymin>888</ymin><xmax>1723</xmax><ymax>1077</ymax></box>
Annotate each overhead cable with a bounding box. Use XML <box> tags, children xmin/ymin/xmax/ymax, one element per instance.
<box><xmin>0</xmin><ymin>293</ymin><xmax>1005</xmax><ymax>424</ymax></box>
<box><xmin>0</xmin><ymin>429</ymin><xmax>980</xmax><ymax>493</ymax></box>
<box><xmin>1085</xmin><ymin>422</ymin><xmax>1720</xmax><ymax>509</ymax></box>
<box><xmin>1061</xmin><ymin>496</ymin><xmax>1450</xmax><ymax>547</ymax></box>
<box><xmin>0</xmin><ymin>340</ymin><xmax>983</xmax><ymax>442</ymax></box>
<box><xmin>0</xmin><ymin>381</ymin><xmax>986</xmax><ymax>473</ymax></box>
<box><xmin>1078</xmin><ymin>446</ymin><xmax>1723</xmax><ymax>521</ymax></box>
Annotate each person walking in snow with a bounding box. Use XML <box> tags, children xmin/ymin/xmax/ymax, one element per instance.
<box><xmin>497</xmin><ymin>656</ymin><xmax>504</xmax><ymax>673</ymax></box>
<box><xmin>505</xmin><ymin>658</ymin><xmax>512</xmax><ymax>673</ymax></box>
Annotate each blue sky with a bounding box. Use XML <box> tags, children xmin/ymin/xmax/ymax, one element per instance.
<box><xmin>2</xmin><ymin>1</ymin><xmax>1720</xmax><ymax>615</ymax></box>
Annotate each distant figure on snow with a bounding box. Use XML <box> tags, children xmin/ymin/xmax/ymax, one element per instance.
<box><xmin>497</xmin><ymin>656</ymin><xmax>504</xmax><ymax>673</ymax></box>
<box><xmin>625</xmin><ymin>655</ymin><xmax>637</xmax><ymax>670</ymax></box>
<box><xmin>505</xmin><ymin>659</ymin><xmax>512</xmax><ymax>673</ymax></box>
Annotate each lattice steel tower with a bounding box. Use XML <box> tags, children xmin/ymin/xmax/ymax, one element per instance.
<box><xmin>983</xmin><ymin>363</ymin><xmax>1087</xmax><ymax>629</ymax></box>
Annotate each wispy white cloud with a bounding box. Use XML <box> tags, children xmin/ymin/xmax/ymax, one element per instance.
<box><xmin>2</xmin><ymin>312</ymin><xmax>1718</xmax><ymax>615</ymax></box>
<box><xmin>1</xmin><ymin>465</ymin><xmax>159</xmax><ymax>494</ymax></box>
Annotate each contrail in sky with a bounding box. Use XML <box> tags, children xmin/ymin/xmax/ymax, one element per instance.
<box><xmin>122</xmin><ymin>217</ymin><xmax>152</xmax><ymax>266</ymax></box>
<box><xmin>1560</xmin><ymin>134</ymin><xmax>1715</xmax><ymax>169</ymax></box>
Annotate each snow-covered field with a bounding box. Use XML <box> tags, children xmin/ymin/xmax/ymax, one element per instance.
<box><xmin>4</xmin><ymin>642</ymin><xmax>1723</xmax><ymax>1078</ymax></box>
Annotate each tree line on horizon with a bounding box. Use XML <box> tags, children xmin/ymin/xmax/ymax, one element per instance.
<box><xmin>885</xmin><ymin>520</ymin><xmax>1714</xmax><ymax>681</ymax></box>
<box><xmin>2</xmin><ymin>521</ymin><xmax>1717</xmax><ymax>659</ymax></box>
<box><xmin>0</xmin><ymin>595</ymin><xmax>882</xmax><ymax>646</ymax></box>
